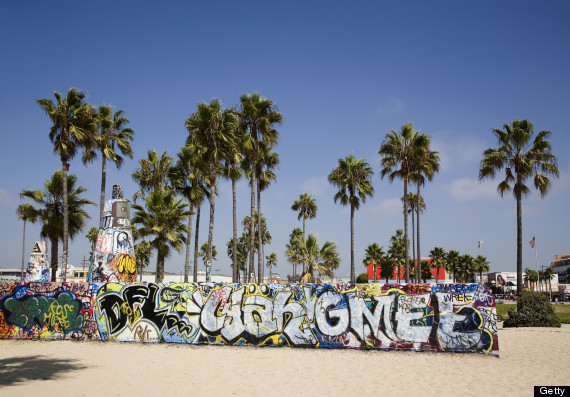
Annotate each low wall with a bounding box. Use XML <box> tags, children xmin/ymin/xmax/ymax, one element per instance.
<box><xmin>0</xmin><ymin>282</ymin><xmax>499</xmax><ymax>355</ymax></box>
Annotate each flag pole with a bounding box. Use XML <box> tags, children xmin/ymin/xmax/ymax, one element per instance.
<box><xmin>534</xmin><ymin>235</ymin><xmax>540</xmax><ymax>292</ymax></box>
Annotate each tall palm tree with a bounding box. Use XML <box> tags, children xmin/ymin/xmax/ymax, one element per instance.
<box><xmin>412</xmin><ymin>142</ymin><xmax>439</xmax><ymax>280</ymax></box>
<box><xmin>362</xmin><ymin>242</ymin><xmax>384</xmax><ymax>282</ymax></box>
<box><xmin>445</xmin><ymin>250</ymin><xmax>460</xmax><ymax>283</ymax></box>
<box><xmin>221</xmin><ymin>124</ymin><xmax>245</xmax><ymax>282</ymax></box>
<box><xmin>286</xmin><ymin>234</ymin><xmax>340</xmax><ymax>283</ymax></box>
<box><xmin>238</xmin><ymin>93</ymin><xmax>283</xmax><ymax>282</ymax></box>
<box><xmin>132</xmin><ymin>149</ymin><xmax>173</xmax><ymax>200</ymax></box>
<box><xmin>429</xmin><ymin>246</ymin><xmax>447</xmax><ymax>283</ymax></box>
<box><xmin>83</xmin><ymin>105</ymin><xmax>134</xmax><ymax>219</ymax></box>
<box><xmin>37</xmin><ymin>88</ymin><xmax>96</xmax><ymax>279</ymax></box>
<box><xmin>131</xmin><ymin>189</ymin><xmax>190</xmax><ymax>283</ymax></box>
<box><xmin>328</xmin><ymin>154</ymin><xmax>374</xmax><ymax>283</ymax></box>
<box><xmin>186</xmin><ymin>99</ymin><xmax>236</xmax><ymax>279</ymax></box>
<box><xmin>291</xmin><ymin>193</ymin><xmax>317</xmax><ymax>238</ymax></box>
<box><xmin>479</xmin><ymin>119</ymin><xmax>558</xmax><ymax>294</ymax></box>
<box><xmin>265</xmin><ymin>252</ymin><xmax>278</xmax><ymax>280</ymax></box>
<box><xmin>473</xmin><ymin>255</ymin><xmax>490</xmax><ymax>285</ymax></box>
<box><xmin>20</xmin><ymin>170</ymin><xmax>95</xmax><ymax>281</ymax></box>
<box><xmin>285</xmin><ymin>227</ymin><xmax>304</xmax><ymax>280</ymax></box>
<box><xmin>379</xmin><ymin>122</ymin><xmax>429</xmax><ymax>282</ymax></box>
<box><xmin>171</xmin><ymin>145</ymin><xmax>209</xmax><ymax>282</ymax></box>
<box><xmin>16</xmin><ymin>203</ymin><xmax>39</xmax><ymax>281</ymax></box>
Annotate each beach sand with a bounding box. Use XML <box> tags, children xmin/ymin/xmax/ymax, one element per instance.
<box><xmin>1</xmin><ymin>327</ymin><xmax>568</xmax><ymax>396</ymax></box>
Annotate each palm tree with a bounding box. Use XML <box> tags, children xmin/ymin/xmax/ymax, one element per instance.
<box><xmin>83</xmin><ymin>105</ymin><xmax>134</xmax><ymax>219</ymax></box>
<box><xmin>402</xmin><ymin>192</ymin><xmax>425</xmax><ymax>282</ymax></box>
<box><xmin>238</xmin><ymin>93</ymin><xmax>283</xmax><ymax>282</ymax></box>
<box><xmin>265</xmin><ymin>252</ymin><xmax>278</xmax><ymax>281</ymax></box>
<box><xmin>542</xmin><ymin>267</ymin><xmax>555</xmax><ymax>298</ymax></box>
<box><xmin>362</xmin><ymin>243</ymin><xmax>384</xmax><ymax>282</ymax></box>
<box><xmin>379</xmin><ymin>123</ymin><xmax>430</xmax><ymax>282</ymax></box>
<box><xmin>132</xmin><ymin>149</ymin><xmax>173</xmax><ymax>200</ymax></box>
<box><xmin>379</xmin><ymin>256</ymin><xmax>395</xmax><ymax>283</ymax></box>
<box><xmin>227</xmin><ymin>233</ymin><xmax>248</xmax><ymax>283</ymax></box>
<box><xmin>479</xmin><ymin>119</ymin><xmax>559</xmax><ymax>294</ymax></box>
<box><xmin>524</xmin><ymin>268</ymin><xmax>538</xmax><ymax>292</ymax></box>
<box><xmin>291</xmin><ymin>193</ymin><xmax>317</xmax><ymax>238</ymax></box>
<box><xmin>37</xmin><ymin>88</ymin><xmax>96</xmax><ymax>279</ymax></box>
<box><xmin>328</xmin><ymin>154</ymin><xmax>374</xmax><ymax>283</ymax></box>
<box><xmin>286</xmin><ymin>234</ymin><xmax>340</xmax><ymax>283</ymax></box>
<box><xmin>186</xmin><ymin>99</ymin><xmax>236</xmax><ymax>281</ymax></box>
<box><xmin>134</xmin><ymin>240</ymin><xmax>151</xmax><ymax>282</ymax></box>
<box><xmin>429</xmin><ymin>246</ymin><xmax>447</xmax><ymax>283</ymax></box>
<box><xmin>446</xmin><ymin>250</ymin><xmax>460</xmax><ymax>283</ymax></box>
<box><xmin>456</xmin><ymin>254</ymin><xmax>475</xmax><ymax>283</ymax></box>
<box><xmin>419</xmin><ymin>260</ymin><xmax>433</xmax><ymax>283</ymax></box>
<box><xmin>473</xmin><ymin>255</ymin><xmax>490</xmax><ymax>285</ymax></box>
<box><xmin>388</xmin><ymin>229</ymin><xmax>406</xmax><ymax>283</ymax></box>
<box><xmin>285</xmin><ymin>227</ymin><xmax>304</xmax><ymax>279</ymax></box>
<box><xmin>221</xmin><ymin>124</ymin><xmax>245</xmax><ymax>282</ymax></box>
<box><xmin>171</xmin><ymin>145</ymin><xmax>209</xmax><ymax>282</ymax></box>
<box><xmin>198</xmin><ymin>242</ymin><xmax>218</xmax><ymax>264</ymax></box>
<box><xmin>131</xmin><ymin>189</ymin><xmax>190</xmax><ymax>283</ymax></box>
<box><xmin>20</xmin><ymin>170</ymin><xmax>95</xmax><ymax>281</ymax></box>
<box><xmin>16</xmin><ymin>203</ymin><xmax>39</xmax><ymax>281</ymax></box>
<box><xmin>412</xmin><ymin>142</ymin><xmax>439</xmax><ymax>281</ymax></box>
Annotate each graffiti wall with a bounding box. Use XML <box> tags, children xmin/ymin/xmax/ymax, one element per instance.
<box><xmin>0</xmin><ymin>282</ymin><xmax>499</xmax><ymax>356</ymax></box>
<box><xmin>88</xmin><ymin>185</ymin><xmax>136</xmax><ymax>283</ymax></box>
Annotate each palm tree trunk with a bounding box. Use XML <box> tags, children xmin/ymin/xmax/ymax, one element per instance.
<box><xmin>156</xmin><ymin>252</ymin><xmax>164</xmax><ymax>283</ymax></box>
<box><xmin>207</xmin><ymin>176</ymin><xmax>216</xmax><ymax>269</ymax></box>
<box><xmin>416</xmin><ymin>183</ymin><xmax>421</xmax><ymax>284</ymax></box>
<box><xmin>20</xmin><ymin>220</ymin><xmax>26</xmax><ymax>282</ymax></box>
<box><xmin>249</xmin><ymin>158</ymin><xmax>256</xmax><ymax>282</ymax></box>
<box><xmin>193</xmin><ymin>203</ymin><xmax>201</xmax><ymax>283</ymax></box>
<box><xmin>350</xmin><ymin>204</ymin><xmax>355</xmax><ymax>283</ymax></box>
<box><xmin>411</xmin><ymin>209</ymin><xmax>416</xmax><ymax>283</ymax></box>
<box><xmin>403</xmin><ymin>178</ymin><xmax>409</xmax><ymax>283</ymax></box>
<box><xmin>232</xmin><ymin>177</ymin><xmax>238</xmax><ymax>283</ymax></box>
<box><xmin>62</xmin><ymin>161</ymin><xmax>69</xmax><ymax>282</ymax></box>
<box><xmin>257</xmin><ymin>178</ymin><xmax>262</xmax><ymax>282</ymax></box>
<box><xmin>184</xmin><ymin>206</ymin><xmax>194</xmax><ymax>283</ymax></box>
<box><xmin>100</xmin><ymin>151</ymin><xmax>107</xmax><ymax>220</ymax></box>
<box><xmin>50</xmin><ymin>237</ymin><xmax>58</xmax><ymax>282</ymax></box>
<box><xmin>516</xmin><ymin>178</ymin><xmax>523</xmax><ymax>296</ymax></box>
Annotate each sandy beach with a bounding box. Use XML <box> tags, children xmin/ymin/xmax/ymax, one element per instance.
<box><xmin>1</xmin><ymin>327</ymin><xmax>568</xmax><ymax>396</ymax></box>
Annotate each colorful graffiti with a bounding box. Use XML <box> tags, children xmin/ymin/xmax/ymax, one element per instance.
<box><xmin>24</xmin><ymin>241</ymin><xmax>50</xmax><ymax>282</ymax></box>
<box><xmin>0</xmin><ymin>282</ymin><xmax>499</xmax><ymax>355</ymax></box>
<box><xmin>88</xmin><ymin>185</ymin><xmax>136</xmax><ymax>283</ymax></box>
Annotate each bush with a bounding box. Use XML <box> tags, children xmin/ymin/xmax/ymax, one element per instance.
<box><xmin>503</xmin><ymin>291</ymin><xmax>561</xmax><ymax>328</ymax></box>
<box><xmin>356</xmin><ymin>272</ymin><xmax>369</xmax><ymax>283</ymax></box>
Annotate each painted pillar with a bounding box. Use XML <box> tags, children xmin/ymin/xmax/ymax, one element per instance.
<box><xmin>88</xmin><ymin>185</ymin><xmax>136</xmax><ymax>282</ymax></box>
<box><xmin>24</xmin><ymin>241</ymin><xmax>50</xmax><ymax>282</ymax></box>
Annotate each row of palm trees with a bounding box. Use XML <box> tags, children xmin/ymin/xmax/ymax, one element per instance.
<box><xmin>26</xmin><ymin>87</ymin><xmax>558</xmax><ymax>289</ymax></box>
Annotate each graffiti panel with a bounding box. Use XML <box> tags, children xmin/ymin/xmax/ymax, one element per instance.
<box><xmin>0</xmin><ymin>282</ymin><xmax>499</xmax><ymax>356</ymax></box>
<box><xmin>24</xmin><ymin>241</ymin><xmax>50</xmax><ymax>282</ymax></box>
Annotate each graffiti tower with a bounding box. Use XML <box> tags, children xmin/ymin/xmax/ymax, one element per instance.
<box><xmin>88</xmin><ymin>185</ymin><xmax>136</xmax><ymax>282</ymax></box>
<box><xmin>24</xmin><ymin>241</ymin><xmax>50</xmax><ymax>282</ymax></box>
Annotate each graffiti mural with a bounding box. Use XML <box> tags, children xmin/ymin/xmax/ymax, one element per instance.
<box><xmin>24</xmin><ymin>241</ymin><xmax>50</xmax><ymax>282</ymax></box>
<box><xmin>0</xmin><ymin>282</ymin><xmax>499</xmax><ymax>356</ymax></box>
<box><xmin>88</xmin><ymin>185</ymin><xmax>136</xmax><ymax>283</ymax></box>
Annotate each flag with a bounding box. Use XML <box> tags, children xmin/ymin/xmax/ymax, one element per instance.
<box><xmin>478</xmin><ymin>239</ymin><xmax>483</xmax><ymax>248</ymax></box>
<box><xmin>529</xmin><ymin>236</ymin><xmax>535</xmax><ymax>248</ymax></box>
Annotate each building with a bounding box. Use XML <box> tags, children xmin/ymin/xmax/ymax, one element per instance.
<box><xmin>366</xmin><ymin>259</ymin><xmax>450</xmax><ymax>283</ymax></box>
<box><xmin>551</xmin><ymin>255</ymin><xmax>570</xmax><ymax>283</ymax></box>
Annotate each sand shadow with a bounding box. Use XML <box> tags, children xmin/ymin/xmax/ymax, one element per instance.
<box><xmin>0</xmin><ymin>355</ymin><xmax>88</xmax><ymax>387</ymax></box>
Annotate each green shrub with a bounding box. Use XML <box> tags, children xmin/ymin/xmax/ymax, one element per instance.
<box><xmin>356</xmin><ymin>272</ymin><xmax>369</xmax><ymax>283</ymax></box>
<box><xmin>503</xmin><ymin>291</ymin><xmax>561</xmax><ymax>328</ymax></box>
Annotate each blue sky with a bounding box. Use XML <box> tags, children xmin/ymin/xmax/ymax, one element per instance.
<box><xmin>1</xmin><ymin>0</ymin><xmax>569</xmax><ymax>279</ymax></box>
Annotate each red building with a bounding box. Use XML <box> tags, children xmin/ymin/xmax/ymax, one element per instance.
<box><xmin>366</xmin><ymin>259</ymin><xmax>447</xmax><ymax>282</ymax></box>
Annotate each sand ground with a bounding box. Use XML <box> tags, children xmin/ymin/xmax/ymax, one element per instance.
<box><xmin>1</xmin><ymin>327</ymin><xmax>569</xmax><ymax>397</ymax></box>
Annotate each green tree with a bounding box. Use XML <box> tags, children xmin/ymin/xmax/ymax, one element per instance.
<box><xmin>132</xmin><ymin>149</ymin><xmax>174</xmax><ymax>200</ymax></box>
<box><xmin>473</xmin><ymin>255</ymin><xmax>490</xmax><ymax>285</ymax></box>
<box><xmin>134</xmin><ymin>240</ymin><xmax>151</xmax><ymax>282</ymax></box>
<box><xmin>291</xmin><ymin>193</ymin><xmax>317</xmax><ymax>238</ymax></box>
<box><xmin>363</xmin><ymin>242</ymin><xmax>384</xmax><ymax>282</ymax></box>
<box><xmin>265</xmin><ymin>252</ymin><xmax>278</xmax><ymax>280</ymax></box>
<box><xmin>479</xmin><ymin>119</ymin><xmax>559</xmax><ymax>294</ymax></box>
<box><xmin>379</xmin><ymin>122</ymin><xmax>430</xmax><ymax>282</ymax></box>
<box><xmin>238</xmin><ymin>92</ymin><xmax>283</xmax><ymax>282</ymax></box>
<box><xmin>285</xmin><ymin>227</ymin><xmax>304</xmax><ymax>279</ymax></box>
<box><xmin>227</xmin><ymin>233</ymin><xmax>248</xmax><ymax>283</ymax></box>
<box><xmin>524</xmin><ymin>268</ymin><xmax>539</xmax><ymax>292</ymax></box>
<box><xmin>419</xmin><ymin>260</ymin><xmax>433</xmax><ymax>283</ymax></box>
<box><xmin>429</xmin><ymin>246</ymin><xmax>447</xmax><ymax>283</ymax></box>
<box><xmin>542</xmin><ymin>267</ymin><xmax>555</xmax><ymax>298</ymax></box>
<box><xmin>379</xmin><ymin>256</ymin><xmax>395</xmax><ymax>283</ymax></box>
<box><xmin>83</xmin><ymin>105</ymin><xmax>134</xmax><ymax>219</ymax></box>
<box><xmin>186</xmin><ymin>99</ymin><xmax>236</xmax><ymax>282</ymax></box>
<box><xmin>21</xmin><ymin>170</ymin><xmax>95</xmax><ymax>281</ymax></box>
<box><xmin>446</xmin><ymin>250</ymin><xmax>460</xmax><ymax>283</ymax></box>
<box><xmin>286</xmin><ymin>234</ymin><xmax>340</xmax><ymax>283</ymax></box>
<box><xmin>37</xmin><ymin>88</ymin><xmax>96</xmax><ymax>279</ymax></box>
<box><xmin>387</xmin><ymin>229</ymin><xmax>406</xmax><ymax>283</ymax></box>
<box><xmin>16</xmin><ymin>203</ymin><xmax>39</xmax><ymax>281</ymax></box>
<box><xmin>131</xmin><ymin>189</ymin><xmax>190</xmax><ymax>283</ymax></box>
<box><xmin>328</xmin><ymin>154</ymin><xmax>374</xmax><ymax>283</ymax></box>
<box><xmin>456</xmin><ymin>254</ymin><xmax>475</xmax><ymax>283</ymax></box>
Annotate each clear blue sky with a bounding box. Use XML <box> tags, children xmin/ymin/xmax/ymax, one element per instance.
<box><xmin>1</xmin><ymin>0</ymin><xmax>569</xmax><ymax>279</ymax></box>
